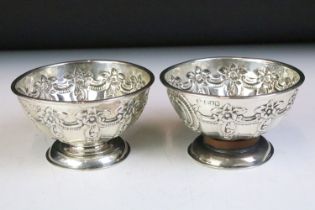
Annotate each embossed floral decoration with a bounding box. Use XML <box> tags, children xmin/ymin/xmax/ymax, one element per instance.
<box><xmin>255</xmin><ymin>67</ymin><xmax>279</xmax><ymax>94</ymax></box>
<box><xmin>76</xmin><ymin>108</ymin><xmax>113</xmax><ymax>141</ymax></box>
<box><xmin>186</xmin><ymin>67</ymin><xmax>212</xmax><ymax>94</ymax></box>
<box><xmin>210</xmin><ymin>103</ymin><xmax>247</xmax><ymax>139</ymax></box>
<box><xmin>25</xmin><ymin>75</ymin><xmax>56</xmax><ymax>100</ymax></box>
<box><xmin>254</xmin><ymin>99</ymin><xmax>284</xmax><ymax>134</ymax></box>
<box><xmin>37</xmin><ymin>107</ymin><xmax>63</xmax><ymax>138</ymax></box>
<box><xmin>167</xmin><ymin>62</ymin><xmax>299</xmax><ymax>98</ymax></box>
<box><xmin>255</xmin><ymin>100</ymin><xmax>284</xmax><ymax>120</ymax></box>
<box><xmin>19</xmin><ymin>66</ymin><xmax>147</xmax><ymax>101</ymax></box>
<box><xmin>184</xmin><ymin>66</ymin><xmax>225</xmax><ymax>94</ymax></box>
<box><xmin>186</xmin><ymin>67</ymin><xmax>210</xmax><ymax>84</ymax></box>
<box><xmin>211</xmin><ymin>103</ymin><xmax>247</xmax><ymax>122</ymax></box>
<box><xmin>218</xmin><ymin>64</ymin><xmax>247</xmax><ymax>96</ymax></box>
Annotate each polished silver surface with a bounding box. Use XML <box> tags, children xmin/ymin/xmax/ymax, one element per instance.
<box><xmin>12</xmin><ymin>60</ymin><xmax>154</xmax><ymax>170</ymax></box>
<box><xmin>47</xmin><ymin>137</ymin><xmax>130</xmax><ymax>169</ymax></box>
<box><xmin>161</xmin><ymin>57</ymin><xmax>304</xmax><ymax>169</ymax></box>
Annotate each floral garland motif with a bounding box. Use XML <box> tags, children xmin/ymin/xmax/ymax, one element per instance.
<box><xmin>38</xmin><ymin>107</ymin><xmax>64</xmax><ymax>138</ymax></box>
<box><xmin>115</xmin><ymin>92</ymin><xmax>148</xmax><ymax>135</ymax></box>
<box><xmin>18</xmin><ymin>67</ymin><xmax>146</xmax><ymax>101</ymax></box>
<box><xmin>168</xmin><ymin>86</ymin><xmax>297</xmax><ymax>140</ymax></box>
<box><xmin>196</xmin><ymin>94</ymin><xmax>296</xmax><ymax>139</ymax></box>
<box><xmin>168</xmin><ymin>64</ymin><xmax>299</xmax><ymax>96</ymax></box>
<box><xmin>204</xmin><ymin>103</ymin><xmax>248</xmax><ymax>139</ymax></box>
<box><xmin>20</xmin><ymin>92</ymin><xmax>147</xmax><ymax>142</ymax></box>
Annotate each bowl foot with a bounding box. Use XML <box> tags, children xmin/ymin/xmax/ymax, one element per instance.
<box><xmin>46</xmin><ymin>137</ymin><xmax>130</xmax><ymax>170</ymax></box>
<box><xmin>188</xmin><ymin>135</ymin><xmax>274</xmax><ymax>169</ymax></box>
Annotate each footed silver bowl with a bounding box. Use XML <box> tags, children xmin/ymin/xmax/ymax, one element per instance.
<box><xmin>12</xmin><ymin>60</ymin><xmax>154</xmax><ymax>169</ymax></box>
<box><xmin>161</xmin><ymin>57</ymin><xmax>304</xmax><ymax>169</ymax></box>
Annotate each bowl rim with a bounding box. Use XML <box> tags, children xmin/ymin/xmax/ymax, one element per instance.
<box><xmin>11</xmin><ymin>59</ymin><xmax>155</xmax><ymax>103</ymax></box>
<box><xmin>160</xmin><ymin>56</ymin><xmax>305</xmax><ymax>99</ymax></box>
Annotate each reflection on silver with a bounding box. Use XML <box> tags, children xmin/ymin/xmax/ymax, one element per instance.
<box><xmin>161</xmin><ymin>57</ymin><xmax>304</xmax><ymax>169</ymax></box>
<box><xmin>12</xmin><ymin>60</ymin><xmax>154</xmax><ymax>170</ymax></box>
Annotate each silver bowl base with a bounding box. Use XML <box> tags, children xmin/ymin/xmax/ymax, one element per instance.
<box><xmin>188</xmin><ymin>135</ymin><xmax>274</xmax><ymax>169</ymax></box>
<box><xmin>46</xmin><ymin>137</ymin><xmax>130</xmax><ymax>170</ymax></box>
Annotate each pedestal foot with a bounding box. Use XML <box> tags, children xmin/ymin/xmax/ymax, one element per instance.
<box><xmin>46</xmin><ymin>137</ymin><xmax>130</xmax><ymax>170</ymax></box>
<box><xmin>188</xmin><ymin>135</ymin><xmax>273</xmax><ymax>169</ymax></box>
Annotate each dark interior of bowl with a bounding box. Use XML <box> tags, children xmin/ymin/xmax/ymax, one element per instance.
<box><xmin>164</xmin><ymin>58</ymin><xmax>303</xmax><ymax>97</ymax></box>
<box><xmin>14</xmin><ymin>61</ymin><xmax>152</xmax><ymax>101</ymax></box>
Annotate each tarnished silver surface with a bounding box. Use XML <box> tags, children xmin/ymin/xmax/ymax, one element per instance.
<box><xmin>12</xmin><ymin>60</ymin><xmax>154</xmax><ymax>169</ymax></box>
<box><xmin>188</xmin><ymin>135</ymin><xmax>274</xmax><ymax>169</ymax></box>
<box><xmin>161</xmin><ymin>57</ymin><xmax>304</xmax><ymax>168</ymax></box>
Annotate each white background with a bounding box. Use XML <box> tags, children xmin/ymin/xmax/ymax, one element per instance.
<box><xmin>0</xmin><ymin>45</ymin><xmax>314</xmax><ymax>210</ymax></box>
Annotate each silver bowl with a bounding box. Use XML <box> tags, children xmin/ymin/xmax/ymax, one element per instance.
<box><xmin>161</xmin><ymin>57</ymin><xmax>304</xmax><ymax>169</ymax></box>
<box><xmin>12</xmin><ymin>60</ymin><xmax>154</xmax><ymax>169</ymax></box>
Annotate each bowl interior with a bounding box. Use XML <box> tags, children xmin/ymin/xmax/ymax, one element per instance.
<box><xmin>163</xmin><ymin>58</ymin><xmax>303</xmax><ymax>97</ymax></box>
<box><xmin>13</xmin><ymin>60</ymin><xmax>153</xmax><ymax>102</ymax></box>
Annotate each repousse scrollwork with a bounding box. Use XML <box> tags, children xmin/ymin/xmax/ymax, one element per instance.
<box><xmin>18</xmin><ymin>67</ymin><xmax>146</xmax><ymax>101</ymax></box>
<box><xmin>168</xmin><ymin>89</ymin><xmax>297</xmax><ymax>139</ymax></box>
<box><xmin>20</xmin><ymin>92</ymin><xmax>147</xmax><ymax>142</ymax></box>
<box><xmin>168</xmin><ymin>63</ymin><xmax>299</xmax><ymax>96</ymax></box>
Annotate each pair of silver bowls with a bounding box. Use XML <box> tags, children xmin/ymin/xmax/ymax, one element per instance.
<box><xmin>11</xmin><ymin>57</ymin><xmax>305</xmax><ymax>170</ymax></box>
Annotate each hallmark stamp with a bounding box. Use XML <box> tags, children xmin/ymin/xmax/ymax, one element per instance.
<box><xmin>196</xmin><ymin>98</ymin><xmax>220</xmax><ymax>106</ymax></box>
